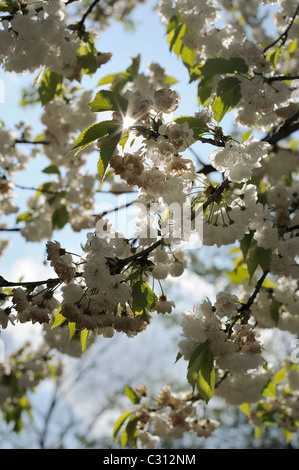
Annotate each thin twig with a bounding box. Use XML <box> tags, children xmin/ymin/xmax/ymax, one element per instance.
<box><xmin>15</xmin><ymin>139</ymin><xmax>51</xmax><ymax>146</ymax></box>
<box><xmin>15</xmin><ymin>184</ymin><xmax>58</xmax><ymax>195</ymax></box>
<box><xmin>262</xmin><ymin>110</ymin><xmax>299</xmax><ymax>146</ymax></box>
<box><xmin>238</xmin><ymin>270</ymin><xmax>269</xmax><ymax>313</ymax></box>
<box><xmin>267</xmin><ymin>74</ymin><xmax>299</xmax><ymax>83</ymax></box>
<box><xmin>76</xmin><ymin>0</ymin><xmax>101</xmax><ymax>31</ymax></box>
<box><xmin>263</xmin><ymin>4</ymin><xmax>299</xmax><ymax>53</ymax></box>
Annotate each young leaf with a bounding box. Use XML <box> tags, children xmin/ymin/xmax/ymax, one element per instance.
<box><xmin>77</xmin><ymin>42</ymin><xmax>98</xmax><ymax>75</ymax></box>
<box><xmin>52</xmin><ymin>205</ymin><xmax>69</xmax><ymax>230</ymax></box>
<box><xmin>126</xmin><ymin>54</ymin><xmax>141</xmax><ymax>77</ymax></box>
<box><xmin>131</xmin><ymin>280</ymin><xmax>157</xmax><ymax>314</ymax></box>
<box><xmin>125</xmin><ymin>385</ymin><xmax>141</xmax><ymax>405</ymax></box>
<box><xmin>51</xmin><ymin>306</ymin><xmax>66</xmax><ymax>329</ymax></box>
<box><xmin>42</xmin><ymin>164</ymin><xmax>60</xmax><ymax>175</ymax></box>
<box><xmin>240</xmin><ymin>230</ymin><xmax>255</xmax><ymax>260</ymax></box>
<box><xmin>187</xmin><ymin>340</ymin><xmax>215</xmax><ymax>403</ymax></box>
<box><xmin>16</xmin><ymin>212</ymin><xmax>32</xmax><ymax>223</ymax></box>
<box><xmin>121</xmin><ymin>416</ymin><xmax>138</xmax><ymax>449</ymax></box>
<box><xmin>113</xmin><ymin>410</ymin><xmax>133</xmax><ymax>442</ymax></box>
<box><xmin>98</xmin><ymin>130</ymin><xmax>122</xmax><ymax>178</ymax></box>
<box><xmin>270</xmin><ymin>298</ymin><xmax>280</xmax><ymax>325</ymax></box>
<box><xmin>80</xmin><ymin>328</ymin><xmax>90</xmax><ymax>352</ymax></box>
<box><xmin>68</xmin><ymin>322</ymin><xmax>76</xmax><ymax>341</ymax></box>
<box><xmin>72</xmin><ymin>120</ymin><xmax>121</xmax><ymax>154</ymax></box>
<box><xmin>38</xmin><ymin>70</ymin><xmax>63</xmax><ymax>106</ymax></box>
<box><xmin>88</xmin><ymin>90</ymin><xmax>128</xmax><ymax>114</ymax></box>
<box><xmin>181</xmin><ymin>46</ymin><xmax>196</xmax><ymax>70</ymax></box>
<box><xmin>167</xmin><ymin>18</ymin><xmax>187</xmax><ymax>57</ymax></box>
<box><xmin>200</xmin><ymin>57</ymin><xmax>248</xmax><ymax>76</ymax></box>
<box><xmin>173</xmin><ymin>116</ymin><xmax>209</xmax><ymax>139</ymax></box>
<box><xmin>214</xmin><ymin>77</ymin><xmax>241</xmax><ymax>121</ymax></box>
<box><xmin>239</xmin><ymin>403</ymin><xmax>251</xmax><ymax>418</ymax></box>
<box><xmin>197</xmin><ymin>76</ymin><xmax>213</xmax><ymax>105</ymax></box>
<box><xmin>98</xmin><ymin>72</ymin><xmax>130</xmax><ymax>86</ymax></box>
<box><xmin>247</xmin><ymin>242</ymin><xmax>271</xmax><ymax>281</ymax></box>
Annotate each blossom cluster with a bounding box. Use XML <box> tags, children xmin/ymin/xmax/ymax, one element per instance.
<box><xmin>179</xmin><ymin>295</ymin><xmax>264</xmax><ymax>374</ymax></box>
<box><xmin>120</xmin><ymin>383</ymin><xmax>221</xmax><ymax>449</ymax></box>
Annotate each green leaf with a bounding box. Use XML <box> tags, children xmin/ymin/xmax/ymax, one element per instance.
<box><xmin>72</xmin><ymin>120</ymin><xmax>122</xmax><ymax>153</ymax></box>
<box><xmin>113</xmin><ymin>410</ymin><xmax>133</xmax><ymax>442</ymax></box>
<box><xmin>175</xmin><ymin>351</ymin><xmax>183</xmax><ymax>363</ymax></box>
<box><xmin>166</xmin><ymin>14</ymin><xmax>182</xmax><ymax>34</ymax></box>
<box><xmin>173</xmin><ymin>115</ymin><xmax>209</xmax><ymax>139</ymax></box>
<box><xmin>98</xmin><ymin>130</ymin><xmax>122</xmax><ymax>178</ymax></box>
<box><xmin>16</xmin><ymin>211</ymin><xmax>32</xmax><ymax>223</ymax></box>
<box><xmin>126</xmin><ymin>416</ymin><xmax>138</xmax><ymax>449</ymax></box>
<box><xmin>42</xmin><ymin>164</ymin><xmax>60</xmax><ymax>175</ymax></box>
<box><xmin>270</xmin><ymin>298</ymin><xmax>280</xmax><ymax>325</ymax></box>
<box><xmin>88</xmin><ymin>90</ymin><xmax>128</xmax><ymax>114</ymax></box>
<box><xmin>241</xmin><ymin>129</ymin><xmax>253</xmax><ymax>142</ymax></box>
<box><xmin>262</xmin><ymin>379</ymin><xmax>277</xmax><ymax>398</ymax></box>
<box><xmin>38</xmin><ymin>70</ymin><xmax>63</xmax><ymax>106</ymax></box>
<box><xmin>200</xmin><ymin>57</ymin><xmax>248</xmax><ymax>76</ymax></box>
<box><xmin>121</xmin><ymin>416</ymin><xmax>138</xmax><ymax>449</ymax></box>
<box><xmin>166</xmin><ymin>15</ymin><xmax>187</xmax><ymax>57</ymax></box>
<box><xmin>181</xmin><ymin>46</ymin><xmax>196</xmax><ymax>69</ymax></box>
<box><xmin>266</xmin><ymin>48</ymin><xmax>281</xmax><ymax>68</ymax></box>
<box><xmin>125</xmin><ymin>385</ymin><xmax>141</xmax><ymax>404</ymax></box>
<box><xmin>212</xmin><ymin>96</ymin><xmax>225</xmax><ymax>123</ymax></box>
<box><xmin>288</xmin><ymin>38</ymin><xmax>298</xmax><ymax>55</ymax></box>
<box><xmin>283</xmin><ymin>429</ymin><xmax>294</xmax><ymax>444</ymax></box>
<box><xmin>126</xmin><ymin>55</ymin><xmax>141</xmax><ymax>77</ymax></box>
<box><xmin>77</xmin><ymin>42</ymin><xmax>98</xmax><ymax>75</ymax></box>
<box><xmin>196</xmin><ymin>74</ymin><xmax>214</xmax><ymax>104</ymax></box>
<box><xmin>98</xmin><ymin>72</ymin><xmax>129</xmax><ymax>87</ymax></box>
<box><xmin>227</xmin><ymin>264</ymin><xmax>249</xmax><ymax>284</ymax></box>
<box><xmin>131</xmin><ymin>280</ymin><xmax>157</xmax><ymax>315</ymax></box>
<box><xmin>52</xmin><ymin>205</ymin><xmax>69</xmax><ymax>230</ymax></box>
<box><xmin>80</xmin><ymin>328</ymin><xmax>90</xmax><ymax>352</ymax></box>
<box><xmin>213</xmin><ymin>77</ymin><xmax>241</xmax><ymax>122</ymax></box>
<box><xmin>247</xmin><ymin>242</ymin><xmax>271</xmax><ymax>281</ymax></box>
<box><xmin>68</xmin><ymin>322</ymin><xmax>76</xmax><ymax>341</ymax></box>
<box><xmin>240</xmin><ymin>230</ymin><xmax>255</xmax><ymax>259</ymax></box>
<box><xmin>51</xmin><ymin>306</ymin><xmax>66</xmax><ymax>329</ymax></box>
<box><xmin>273</xmin><ymin>366</ymin><xmax>288</xmax><ymax>383</ymax></box>
<box><xmin>239</xmin><ymin>403</ymin><xmax>251</xmax><ymax>418</ymax></box>
<box><xmin>187</xmin><ymin>340</ymin><xmax>215</xmax><ymax>403</ymax></box>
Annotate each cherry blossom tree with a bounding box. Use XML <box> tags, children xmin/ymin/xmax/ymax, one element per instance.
<box><xmin>1</xmin><ymin>0</ymin><xmax>299</xmax><ymax>449</ymax></box>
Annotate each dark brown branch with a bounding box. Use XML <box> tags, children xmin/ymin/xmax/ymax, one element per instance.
<box><xmin>15</xmin><ymin>184</ymin><xmax>58</xmax><ymax>195</ymax></box>
<box><xmin>0</xmin><ymin>276</ymin><xmax>61</xmax><ymax>289</ymax></box>
<box><xmin>115</xmin><ymin>239</ymin><xmax>162</xmax><ymax>272</ymax></box>
<box><xmin>0</xmin><ymin>227</ymin><xmax>21</xmax><ymax>232</ymax></box>
<box><xmin>15</xmin><ymin>139</ymin><xmax>51</xmax><ymax>146</ymax></box>
<box><xmin>267</xmin><ymin>74</ymin><xmax>299</xmax><ymax>83</ymax></box>
<box><xmin>286</xmin><ymin>224</ymin><xmax>299</xmax><ymax>232</ymax></box>
<box><xmin>262</xmin><ymin>110</ymin><xmax>299</xmax><ymax>146</ymax></box>
<box><xmin>238</xmin><ymin>270</ymin><xmax>269</xmax><ymax>313</ymax></box>
<box><xmin>92</xmin><ymin>200</ymin><xmax>135</xmax><ymax>218</ymax></box>
<box><xmin>76</xmin><ymin>0</ymin><xmax>101</xmax><ymax>30</ymax></box>
<box><xmin>263</xmin><ymin>4</ymin><xmax>299</xmax><ymax>53</ymax></box>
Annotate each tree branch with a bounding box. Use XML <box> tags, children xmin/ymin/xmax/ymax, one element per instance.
<box><xmin>0</xmin><ymin>275</ymin><xmax>61</xmax><ymax>289</ymax></box>
<box><xmin>263</xmin><ymin>4</ymin><xmax>299</xmax><ymax>53</ymax></box>
<box><xmin>15</xmin><ymin>139</ymin><xmax>51</xmax><ymax>146</ymax></box>
<box><xmin>238</xmin><ymin>270</ymin><xmax>269</xmax><ymax>313</ymax></box>
<box><xmin>267</xmin><ymin>74</ymin><xmax>299</xmax><ymax>83</ymax></box>
<box><xmin>76</xmin><ymin>0</ymin><xmax>101</xmax><ymax>31</ymax></box>
<box><xmin>262</xmin><ymin>110</ymin><xmax>299</xmax><ymax>146</ymax></box>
